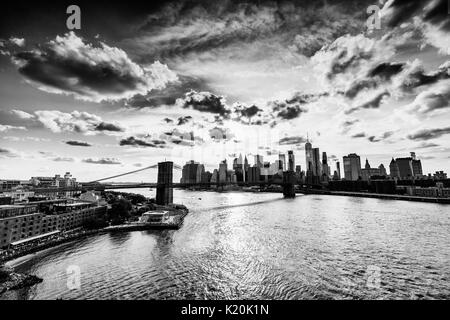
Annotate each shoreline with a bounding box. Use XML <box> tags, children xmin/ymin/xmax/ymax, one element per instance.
<box><xmin>298</xmin><ymin>189</ymin><xmax>450</xmax><ymax>204</ymax></box>
<box><xmin>0</xmin><ymin>210</ymin><xmax>188</xmax><ymax>265</ymax></box>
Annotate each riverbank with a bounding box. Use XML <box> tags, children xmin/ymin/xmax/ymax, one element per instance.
<box><xmin>0</xmin><ymin>266</ymin><xmax>43</xmax><ymax>296</ymax></box>
<box><xmin>0</xmin><ymin>208</ymin><xmax>188</xmax><ymax>265</ymax></box>
<box><xmin>299</xmin><ymin>189</ymin><xmax>450</xmax><ymax>204</ymax></box>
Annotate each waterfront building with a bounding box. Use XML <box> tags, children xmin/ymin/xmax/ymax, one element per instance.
<box><xmin>433</xmin><ymin>171</ymin><xmax>448</xmax><ymax>180</ymax></box>
<box><xmin>279</xmin><ymin>154</ymin><xmax>286</xmax><ymax>171</ymax></box>
<box><xmin>410</xmin><ymin>153</ymin><xmax>423</xmax><ymax>177</ymax></box>
<box><xmin>288</xmin><ymin>150</ymin><xmax>295</xmax><ymax>172</ymax></box>
<box><xmin>336</xmin><ymin>162</ymin><xmax>341</xmax><ymax>180</ymax></box>
<box><xmin>312</xmin><ymin>148</ymin><xmax>322</xmax><ymax>177</ymax></box>
<box><xmin>210</xmin><ymin>169</ymin><xmax>219</xmax><ymax>183</ymax></box>
<box><xmin>396</xmin><ymin>157</ymin><xmax>414</xmax><ymax>179</ymax></box>
<box><xmin>305</xmin><ymin>140</ymin><xmax>313</xmax><ymax>175</ymax></box>
<box><xmin>322</xmin><ymin>152</ymin><xmax>330</xmax><ymax>178</ymax></box>
<box><xmin>0</xmin><ymin>200</ymin><xmax>107</xmax><ymax>249</ymax></box>
<box><xmin>379</xmin><ymin>164</ymin><xmax>387</xmax><ymax>177</ymax></box>
<box><xmin>389</xmin><ymin>158</ymin><xmax>400</xmax><ymax>179</ymax></box>
<box><xmin>361</xmin><ymin>159</ymin><xmax>382</xmax><ymax>181</ymax></box>
<box><xmin>156</xmin><ymin>161</ymin><xmax>173</xmax><ymax>205</ymax></box>
<box><xmin>255</xmin><ymin>155</ymin><xmax>264</xmax><ymax>168</ymax></box>
<box><xmin>0</xmin><ymin>180</ymin><xmax>22</xmax><ymax>191</ymax></box>
<box><xmin>181</xmin><ymin>161</ymin><xmax>204</xmax><ymax>184</ymax></box>
<box><xmin>248</xmin><ymin>166</ymin><xmax>260</xmax><ymax>183</ymax></box>
<box><xmin>343</xmin><ymin>153</ymin><xmax>362</xmax><ymax>181</ymax></box>
<box><xmin>219</xmin><ymin>160</ymin><xmax>228</xmax><ymax>183</ymax></box>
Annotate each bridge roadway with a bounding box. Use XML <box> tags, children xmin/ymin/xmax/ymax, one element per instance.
<box><xmin>29</xmin><ymin>181</ymin><xmax>313</xmax><ymax>194</ymax></box>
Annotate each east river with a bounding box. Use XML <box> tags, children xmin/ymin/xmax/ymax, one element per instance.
<box><xmin>2</xmin><ymin>189</ymin><xmax>450</xmax><ymax>300</ymax></box>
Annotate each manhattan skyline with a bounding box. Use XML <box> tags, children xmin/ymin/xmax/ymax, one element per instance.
<box><xmin>1</xmin><ymin>0</ymin><xmax>449</xmax><ymax>181</ymax></box>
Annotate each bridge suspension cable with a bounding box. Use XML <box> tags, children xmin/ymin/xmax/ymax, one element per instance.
<box><xmin>86</xmin><ymin>163</ymin><xmax>182</xmax><ymax>184</ymax></box>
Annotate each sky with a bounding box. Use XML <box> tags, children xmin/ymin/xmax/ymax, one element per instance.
<box><xmin>0</xmin><ymin>0</ymin><xmax>449</xmax><ymax>182</ymax></box>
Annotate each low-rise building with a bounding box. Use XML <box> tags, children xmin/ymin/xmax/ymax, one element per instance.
<box><xmin>0</xmin><ymin>201</ymin><xmax>107</xmax><ymax>249</ymax></box>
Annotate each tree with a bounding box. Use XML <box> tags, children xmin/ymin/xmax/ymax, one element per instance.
<box><xmin>108</xmin><ymin>198</ymin><xmax>132</xmax><ymax>225</ymax></box>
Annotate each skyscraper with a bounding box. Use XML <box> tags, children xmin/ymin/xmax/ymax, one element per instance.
<box><xmin>336</xmin><ymin>161</ymin><xmax>341</xmax><ymax>180</ymax></box>
<box><xmin>411</xmin><ymin>152</ymin><xmax>423</xmax><ymax>177</ymax></box>
<box><xmin>288</xmin><ymin>150</ymin><xmax>295</xmax><ymax>172</ymax></box>
<box><xmin>279</xmin><ymin>154</ymin><xmax>286</xmax><ymax>171</ymax></box>
<box><xmin>343</xmin><ymin>153</ymin><xmax>362</xmax><ymax>181</ymax></box>
<box><xmin>305</xmin><ymin>140</ymin><xmax>313</xmax><ymax>174</ymax></box>
<box><xmin>156</xmin><ymin>161</ymin><xmax>173</xmax><ymax>205</ymax></box>
<box><xmin>322</xmin><ymin>152</ymin><xmax>330</xmax><ymax>178</ymax></box>
<box><xmin>389</xmin><ymin>158</ymin><xmax>400</xmax><ymax>179</ymax></box>
<box><xmin>396</xmin><ymin>157</ymin><xmax>414</xmax><ymax>179</ymax></box>
<box><xmin>255</xmin><ymin>155</ymin><xmax>264</xmax><ymax>168</ymax></box>
<box><xmin>312</xmin><ymin>148</ymin><xmax>322</xmax><ymax>177</ymax></box>
<box><xmin>219</xmin><ymin>160</ymin><xmax>228</xmax><ymax>182</ymax></box>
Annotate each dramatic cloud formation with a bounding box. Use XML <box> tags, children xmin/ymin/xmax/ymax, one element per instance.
<box><xmin>0</xmin><ymin>148</ymin><xmax>19</xmax><ymax>158</ymax></box>
<box><xmin>177</xmin><ymin>91</ymin><xmax>230</xmax><ymax>116</ymax></box>
<box><xmin>177</xmin><ymin>116</ymin><xmax>192</xmax><ymax>126</ymax></box>
<box><xmin>407</xmin><ymin>127</ymin><xmax>450</xmax><ymax>141</ymax></box>
<box><xmin>279</xmin><ymin>136</ymin><xmax>307</xmax><ymax>145</ymax></box>
<box><xmin>82</xmin><ymin>158</ymin><xmax>121</xmax><ymax>165</ymax></box>
<box><xmin>11</xmin><ymin>110</ymin><xmax>125</xmax><ymax>135</ymax></box>
<box><xmin>0</xmin><ymin>124</ymin><xmax>26</xmax><ymax>132</ymax></box>
<box><xmin>65</xmin><ymin>140</ymin><xmax>92</xmax><ymax>147</ymax></box>
<box><xmin>53</xmin><ymin>157</ymin><xmax>75</xmax><ymax>162</ymax></box>
<box><xmin>119</xmin><ymin>136</ymin><xmax>166</xmax><ymax>148</ymax></box>
<box><xmin>12</xmin><ymin>32</ymin><xmax>177</xmax><ymax>102</ymax></box>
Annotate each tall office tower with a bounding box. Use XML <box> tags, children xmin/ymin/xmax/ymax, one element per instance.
<box><xmin>322</xmin><ymin>152</ymin><xmax>330</xmax><ymax>177</ymax></box>
<box><xmin>396</xmin><ymin>157</ymin><xmax>414</xmax><ymax>179</ymax></box>
<box><xmin>343</xmin><ymin>153</ymin><xmax>362</xmax><ymax>181</ymax></box>
<box><xmin>156</xmin><ymin>161</ymin><xmax>173</xmax><ymax>205</ymax></box>
<box><xmin>255</xmin><ymin>155</ymin><xmax>264</xmax><ymax>168</ymax></box>
<box><xmin>248</xmin><ymin>166</ymin><xmax>260</xmax><ymax>183</ymax></box>
<box><xmin>379</xmin><ymin>164</ymin><xmax>387</xmax><ymax>176</ymax></box>
<box><xmin>312</xmin><ymin>148</ymin><xmax>322</xmax><ymax>177</ymax></box>
<box><xmin>219</xmin><ymin>160</ymin><xmax>228</xmax><ymax>183</ymax></box>
<box><xmin>288</xmin><ymin>150</ymin><xmax>295</xmax><ymax>172</ymax></box>
<box><xmin>410</xmin><ymin>152</ymin><xmax>423</xmax><ymax>177</ymax></box>
<box><xmin>336</xmin><ymin>161</ymin><xmax>341</xmax><ymax>180</ymax></box>
<box><xmin>244</xmin><ymin>156</ymin><xmax>249</xmax><ymax>172</ymax></box>
<box><xmin>210</xmin><ymin>169</ymin><xmax>219</xmax><ymax>183</ymax></box>
<box><xmin>279</xmin><ymin>154</ymin><xmax>286</xmax><ymax>171</ymax></box>
<box><xmin>389</xmin><ymin>158</ymin><xmax>400</xmax><ymax>178</ymax></box>
<box><xmin>181</xmin><ymin>160</ymin><xmax>202</xmax><ymax>184</ymax></box>
<box><xmin>305</xmin><ymin>140</ymin><xmax>313</xmax><ymax>174</ymax></box>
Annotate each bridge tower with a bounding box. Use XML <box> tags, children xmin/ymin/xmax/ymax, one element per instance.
<box><xmin>282</xmin><ymin>171</ymin><xmax>296</xmax><ymax>198</ymax></box>
<box><xmin>156</xmin><ymin>161</ymin><xmax>173</xmax><ymax>205</ymax></box>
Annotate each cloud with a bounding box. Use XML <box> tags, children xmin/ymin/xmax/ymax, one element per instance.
<box><xmin>12</xmin><ymin>32</ymin><xmax>177</xmax><ymax>102</ymax></box>
<box><xmin>407</xmin><ymin>127</ymin><xmax>450</xmax><ymax>141</ymax></box>
<box><xmin>0</xmin><ymin>124</ymin><xmax>27</xmax><ymax>132</ymax></box>
<box><xmin>351</xmin><ymin>132</ymin><xmax>366</xmax><ymax>138</ymax></box>
<box><xmin>177</xmin><ymin>90</ymin><xmax>230</xmax><ymax>116</ymax></box>
<box><xmin>13</xmin><ymin>109</ymin><xmax>125</xmax><ymax>135</ymax></box>
<box><xmin>380</xmin><ymin>0</ymin><xmax>449</xmax><ymax>54</ymax></box>
<box><xmin>209</xmin><ymin>127</ymin><xmax>234</xmax><ymax>141</ymax></box>
<box><xmin>119</xmin><ymin>136</ymin><xmax>166</xmax><ymax>148</ymax></box>
<box><xmin>279</xmin><ymin>136</ymin><xmax>307</xmax><ymax>145</ymax></box>
<box><xmin>53</xmin><ymin>157</ymin><xmax>75</xmax><ymax>162</ymax></box>
<box><xmin>0</xmin><ymin>148</ymin><xmax>19</xmax><ymax>158</ymax></box>
<box><xmin>94</xmin><ymin>122</ymin><xmax>124</xmax><ymax>132</ymax></box>
<box><xmin>368</xmin><ymin>131</ymin><xmax>394</xmax><ymax>143</ymax></box>
<box><xmin>417</xmin><ymin>142</ymin><xmax>440</xmax><ymax>149</ymax></box>
<box><xmin>65</xmin><ymin>140</ymin><xmax>92</xmax><ymax>147</ymax></box>
<box><xmin>405</xmin><ymin>79</ymin><xmax>450</xmax><ymax>114</ymax></box>
<box><xmin>159</xmin><ymin>129</ymin><xmax>204</xmax><ymax>146</ymax></box>
<box><xmin>345</xmin><ymin>91</ymin><xmax>390</xmax><ymax>114</ymax></box>
<box><xmin>177</xmin><ymin>116</ymin><xmax>192</xmax><ymax>126</ymax></box>
<box><xmin>82</xmin><ymin>158</ymin><xmax>121</xmax><ymax>165</ymax></box>
<box><xmin>163</xmin><ymin>118</ymin><xmax>174</xmax><ymax>123</ymax></box>
<box><xmin>9</xmin><ymin>37</ymin><xmax>25</xmax><ymax>47</ymax></box>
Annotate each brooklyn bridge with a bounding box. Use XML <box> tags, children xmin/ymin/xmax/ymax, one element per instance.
<box><xmin>29</xmin><ymin>161</ymin><xmax>314</xmax><ymax>202</ymax></box>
